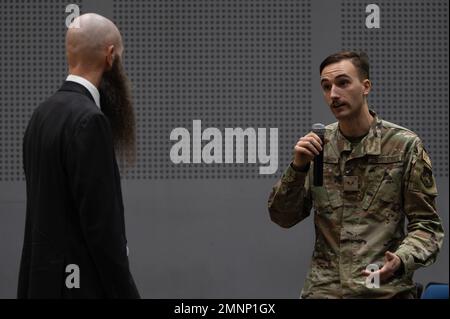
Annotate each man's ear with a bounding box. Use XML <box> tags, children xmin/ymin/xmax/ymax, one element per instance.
<box><xmin>362</xmin><ymin>79</ymin><xmax>371</xmax><ymax>97</ymax></box>
<box><xmin>105</xmin><ymin>45</ymin><xmax>115</xmax><ymax>70</ymax></box>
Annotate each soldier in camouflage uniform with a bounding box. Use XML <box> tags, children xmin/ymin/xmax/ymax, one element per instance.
<box><xmin>268</xmin><ymin>51</ymin><xmax>444</xmax><ymax>298</ymax></box>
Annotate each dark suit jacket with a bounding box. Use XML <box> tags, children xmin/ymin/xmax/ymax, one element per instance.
<box><xmin>18</xmin><ymin>81</ymin><xmax>140</xmax><ymax>298</ymax></box>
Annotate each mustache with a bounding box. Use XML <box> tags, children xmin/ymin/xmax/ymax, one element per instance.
<box><xmin>331</xmin><ymin>101</ymin><xmax>347</xmax><ymax>108</ymax></box>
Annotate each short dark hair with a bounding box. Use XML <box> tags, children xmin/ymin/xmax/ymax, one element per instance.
<box><xmin>319</xmin><ymin>51</ymin><xmax>370</xmax><ymax>80</ymax></box>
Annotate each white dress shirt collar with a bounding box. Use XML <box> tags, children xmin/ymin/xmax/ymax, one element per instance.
<box><xmin>66</xmin><ymin>74</ymin><xmax>100</xmax><ymax>108</ymax></box>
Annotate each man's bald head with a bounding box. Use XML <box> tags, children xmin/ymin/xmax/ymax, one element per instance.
<box><xmin>64</xmin><ymin>14</ymin><xmax>135</xmax><ymax>166</ymax></box>
<box><xmin>66</xmin><ymin>13</ymin><xmax>123</xmax><ymax>73</ymax></box>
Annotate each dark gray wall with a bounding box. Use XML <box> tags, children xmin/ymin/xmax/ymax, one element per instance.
<box><xmin>0</xmin><ymin>0</ymin><xmax>448</xmax><ymax>298</ymax></box>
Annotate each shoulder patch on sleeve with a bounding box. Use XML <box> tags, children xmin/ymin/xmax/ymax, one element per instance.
<box><xmin>421</xmin><ymin>165</ymin><xmax>434</xmax><ymax>189</ymax></box>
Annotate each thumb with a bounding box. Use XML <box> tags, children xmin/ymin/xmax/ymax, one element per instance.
<box><xmin>385</xmin><ymin>251</ymin><xmax>395</xmax><ymax>261</ymax></box>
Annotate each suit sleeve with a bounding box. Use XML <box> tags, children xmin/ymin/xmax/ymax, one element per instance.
<box><xmin>268</xmin><ymin>163</ymin><xmax>313</xmax><ymax>228</ymax></box>
<box><xmin>66</xmin><ymin>113</ymin><xmax>139</xmax><ymax>298</ymax></box>
<box><xmin>395</xmin><ymin>137</ymin><xmax>444</xmax><ymax>277</ymax></box>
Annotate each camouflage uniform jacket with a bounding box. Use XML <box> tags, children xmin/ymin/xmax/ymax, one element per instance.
<box><xmin>268</xmin><ymin>110</ymin><xmax>444</xmax><ymax>298</ymax></box>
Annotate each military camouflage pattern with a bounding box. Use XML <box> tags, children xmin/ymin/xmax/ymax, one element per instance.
<box><xmin>268</xmin><ymin>110</ymin><xmax>444</xmax><ymax>299</ymax></box>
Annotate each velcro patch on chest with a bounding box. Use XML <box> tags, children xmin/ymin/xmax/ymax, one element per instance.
<box><xmin>343</xmin><ymin>175</ymin><xmax>359</xmax><ymax>191</ymax></box>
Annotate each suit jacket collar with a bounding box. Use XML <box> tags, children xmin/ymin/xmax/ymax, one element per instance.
<box><xmin>58</xmin><ymin>81</ymin><xmax>97</xmax><ymax>105</ymax></box>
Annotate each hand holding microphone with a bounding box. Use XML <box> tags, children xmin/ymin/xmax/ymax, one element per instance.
<box><xmin>293</xmin><ymin>123</ymin><xmax>325</xmax><ymax>186</ymax></box>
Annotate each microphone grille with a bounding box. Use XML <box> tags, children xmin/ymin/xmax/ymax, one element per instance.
<box><xmin>312</xmin><ymin>123</ymin><xmax>326</xmax><ymax>135</ymax></box>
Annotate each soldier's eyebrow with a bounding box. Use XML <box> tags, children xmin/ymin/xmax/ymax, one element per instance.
<box><xmin>321</xmin><ymin>74</ymin><xmax>351</xmax><ymax>84</ymax></box>
<box><xmin>334</xmin><ymin>74</ymin><xmax>351</xmax><ymax>80</ymax></box>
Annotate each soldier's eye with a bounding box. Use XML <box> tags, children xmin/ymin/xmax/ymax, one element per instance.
<box><xmin>337</xmin><ymin>80</ymin><xmax>350</xmax><ymax>87</ymax></box>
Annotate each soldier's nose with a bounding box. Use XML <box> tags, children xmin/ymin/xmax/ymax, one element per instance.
<box><xmin>330</xmin><ymin>86</ymin><xmax>340</xmax><ymax>99</ymax></box>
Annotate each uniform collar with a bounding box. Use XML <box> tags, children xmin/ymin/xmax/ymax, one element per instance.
<box><xmin>326</xmin><ymin>109</ymin><xmax>382</xmax><ymax>160</ymax></box>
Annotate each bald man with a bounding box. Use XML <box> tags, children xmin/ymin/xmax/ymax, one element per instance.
<box><xmin>18</xmin><ymin>14</ymin><xmax>140</xmax><ymax>298</ymax></box>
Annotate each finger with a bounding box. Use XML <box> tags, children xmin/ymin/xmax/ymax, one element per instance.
<box><xmin>378</xmin><ymin>265</ymin><xmax>394</xmax><ymax>282</ymax></box>
<box><xmin>299</xmin><ymin>138</ymin><xmax>321</xmax><ymax>155</ymax></box>
<box><xmin>385</xmin><ymin>259</ymin><xmax>400</xmax><ymax>274</ymax></box>
<box><xmin>363</xmin><ymin>269</ymin><xmax>385</xmax><ymax>283</ymax></box>
<box><xmin>305</xmin><ymin>136</ymin><xmax>323</xmax><ymax>152</ymax></box>
<box><xmin>385</xmin><ymin>251</ymin><xmax>395</xmax><ymax>261</ymax></box>
<box><xmin>305</xmin><ymin>133</ymin><xmax>323</xmax><ymax>149</ymax></box>
<box><xmin>362</xmin><ymin>268</ymin><xmax>381</xmax><ymax>276</ymax></box>
<box><xmin>294</xmin><ymin>145</ymin><xmax>315</xmax><ymax>158</ymax></box>
<box><xmin>304</xmin><ymin>141</ymin><xmax>320</xmax><ymax>155</ymax></box>
<box><xmin>296</xmin><ymin>140</ymin><xmax>319</xmax><ymax>157</ymax></box>
<box><xmin>378</xmin><ymin>264</ymin><xmax>389</xmax><ymax>275</ymax></box>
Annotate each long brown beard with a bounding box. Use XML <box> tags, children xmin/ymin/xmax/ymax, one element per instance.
<box><xmin>99</xmin><ymin>57</ymin><xmax>136</xmax><ymax>168</ymax></box>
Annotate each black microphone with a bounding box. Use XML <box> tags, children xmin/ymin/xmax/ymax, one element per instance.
<box><xmin>312</xmin><ymin>123</ymin><xmax>325</xmax><ymax>186</ymax></box>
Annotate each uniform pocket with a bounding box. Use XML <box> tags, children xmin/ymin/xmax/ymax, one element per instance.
<box><xmin>311</xmin><ymin>185</ymin><xmax>332</xmax><ymax>213</ymax></box>
<box><xmin>311</xmin><ymin>158</ymin><xmax>343</xmax><ymax>214</ymax></box>
<box><xmin>362</xmin><ymin>155</ymin><xmax>404</xmax><ymax>212</ymax></box>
